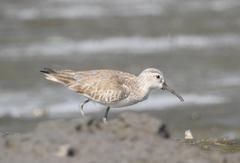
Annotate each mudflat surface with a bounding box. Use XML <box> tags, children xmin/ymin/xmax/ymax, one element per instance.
<box><xmin>0</xmin><ymin>112</ymin><xmax>239</xmax><ymax>163</ymax></box>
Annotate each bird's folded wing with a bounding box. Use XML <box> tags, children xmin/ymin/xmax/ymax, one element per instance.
<box><xmin>68</xmin><ymin>72</ymin><xmax>130</xmax><ymax>104</ymax></box>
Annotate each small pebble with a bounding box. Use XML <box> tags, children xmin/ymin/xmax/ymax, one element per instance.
<box><xmin>185</xmin><ymin>130</ymin><xmax>194</xmax><ymax>140</ymax></box>
<box><xmin>55</xmin><ymin>145</ymin><xmax>76</xmax><ymax>158</ymax></box>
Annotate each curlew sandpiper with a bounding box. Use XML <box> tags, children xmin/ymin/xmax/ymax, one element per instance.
<box><xmin>41</xmin><ymin>68</ymin><xmax>184</xmax><ymax>122</ymax></box>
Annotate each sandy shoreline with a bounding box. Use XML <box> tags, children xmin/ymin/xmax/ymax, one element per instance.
<box><xmin>0</xmin><ymin>112</ymin><xmax>239</xmax><ymax>163</ymax></box>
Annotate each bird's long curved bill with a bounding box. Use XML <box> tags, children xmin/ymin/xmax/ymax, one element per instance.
<box><xmin>162</xmin><ymin>82</ymin><xmax>184</xmax><ymax>102</ymax></box>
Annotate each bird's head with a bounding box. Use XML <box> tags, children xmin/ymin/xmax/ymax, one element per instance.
<box><xmin>139</xmin><ymin>68</ymin><xmax>184</xmax><ymax>102</ymax></box>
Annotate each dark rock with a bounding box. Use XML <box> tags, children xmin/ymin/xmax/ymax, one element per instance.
<box><xmin>158</xmin><ymin>123</ymin><xmax>170</xmax><ymax>139</ymax></box>
<box><xmin>75</xmin><ymin>124</ymin><xmax>82</xmax><ymax>132</ymax></box>
<box><xmin>67</xmin><ymin>147</ymin><xmax>76</xmax><ymax>157</ymax></box>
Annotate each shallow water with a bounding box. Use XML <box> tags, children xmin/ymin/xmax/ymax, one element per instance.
<box><xmin>0</xmin><ymin>0</ymin><xmax>240</xmax><ymax>138</ymax></box>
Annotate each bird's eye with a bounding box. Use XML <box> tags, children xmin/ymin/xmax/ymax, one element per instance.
<box><xmin>156</xmin><ymin>75</ymin><xmax>160</xmax><ymax>79</ymax></box>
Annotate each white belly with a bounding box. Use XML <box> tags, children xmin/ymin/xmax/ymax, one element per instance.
<box><xmin>109</xmin><ymin>95</ymin><xmax>148</xmax><ymax>108</ymax></box>
<box><xmin>109</xmin><ymin>99</ymin><xmax>138</xmax><ymax>108</ymax></box>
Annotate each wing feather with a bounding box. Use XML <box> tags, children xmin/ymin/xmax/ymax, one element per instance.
<box><xmin>42</xmin><ymin>69</ymin><xmax>132</xmax><ymax>104</ymax></box>
<box><xmin>68</xmin><ymin>70</ymin><xmax>130</xmax><ymax>104</ymax></box>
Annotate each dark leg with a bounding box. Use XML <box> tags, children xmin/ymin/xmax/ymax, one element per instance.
<box><xmin>103</xmin><ymin>106</ymin><xmax>110</xmax><ymax>123</ymax></box>
<box><xmin>80</xmin><ymin>99</ymin><xmax>90</xmax><ymax>116</ymax></box>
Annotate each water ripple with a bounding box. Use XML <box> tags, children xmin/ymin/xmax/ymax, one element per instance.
<box><xmin>1</xmin><ymin>35</ymin><xmax>240</xmax><ymax>58</ymax></box>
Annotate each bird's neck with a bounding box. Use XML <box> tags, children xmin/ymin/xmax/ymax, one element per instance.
<box><xmin>135</xmin><ymin>76</ymin><xmax>152</xmax><ymax>101</ymax></box>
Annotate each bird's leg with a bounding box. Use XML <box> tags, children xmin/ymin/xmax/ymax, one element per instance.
<box><xmin>79</xmin><ymin>99</ymin><xmax>90</xmax><ymax>116</ymax></box>
<box><xmin>102</xmin><ymin>106</ymin><xmax>110</xmax><ymax>123</ymax></box>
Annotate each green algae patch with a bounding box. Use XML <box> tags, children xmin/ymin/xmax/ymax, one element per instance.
<box><xmin>182</xmin><ymin>139</ymin><xmax>240</xmax><ymax>153</ymax></box>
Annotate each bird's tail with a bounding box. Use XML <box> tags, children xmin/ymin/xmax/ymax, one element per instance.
<box><xmin>40</xmin><ymin>67</ymin><xmax>76</xmax><ymax>85</ymax></box>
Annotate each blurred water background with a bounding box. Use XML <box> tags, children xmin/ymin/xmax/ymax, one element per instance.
<box><xmin>0</xmin><ymin>0</ymin><xmax>240</xmax><ymax>138</ymax></box>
